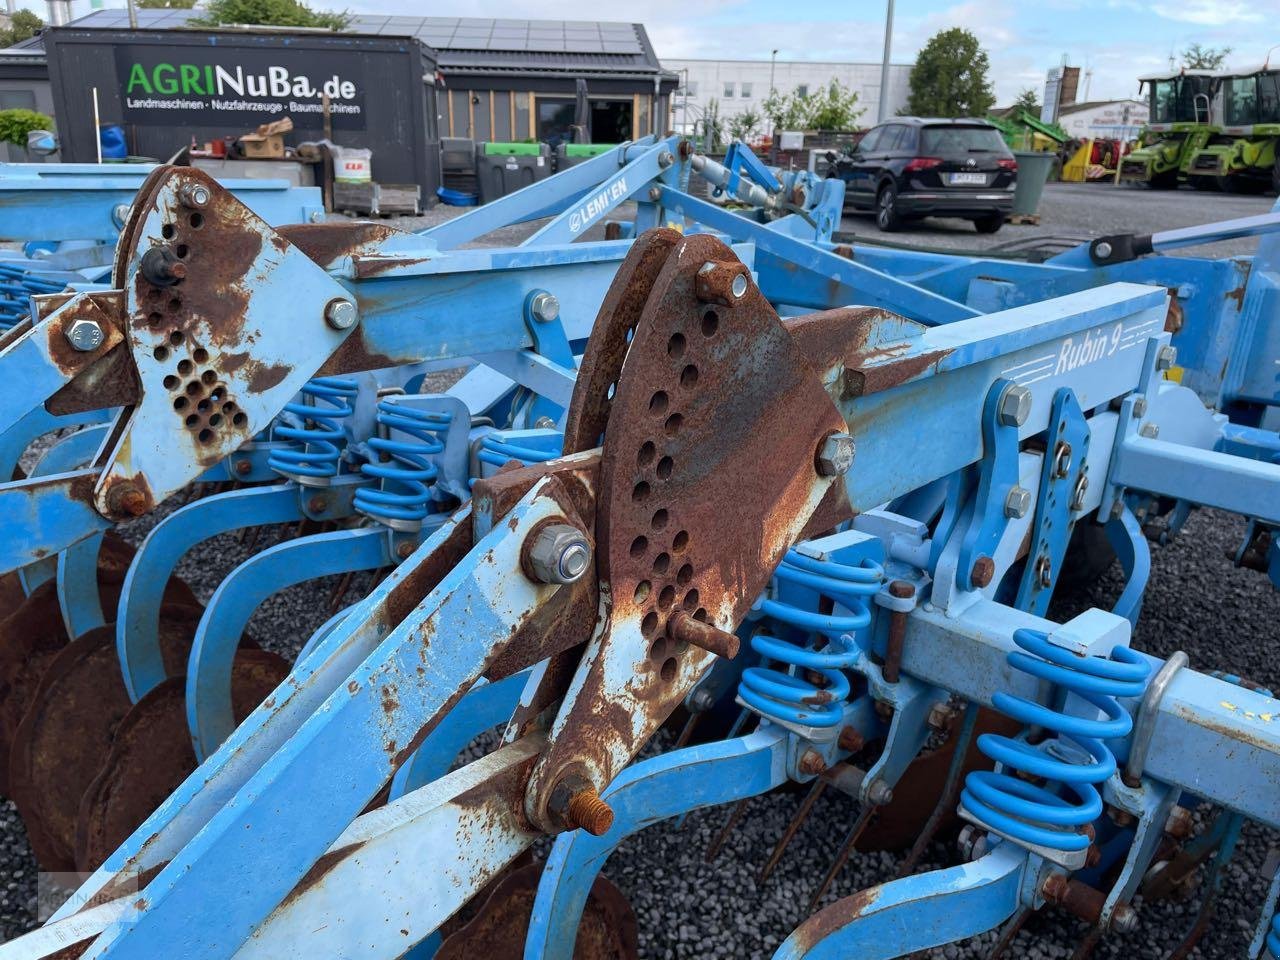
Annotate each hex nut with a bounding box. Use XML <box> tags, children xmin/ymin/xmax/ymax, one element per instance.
<box><xmin>1004</xmin><ymin>485</ymin><xmax>1031</xmax><ymax>519</ymax></box>
<box><xmin>816</xmin><ymin>433</ymin><xmax>856</xmax><ymax>477</ymax></box>
<box><xmin>866</xmin><ymin>779</ymin><xmax>894</xmax><ymax>805</ymax></box>
<box><xmin>179</xmin><ymin>182</ymin><xmax>211</xmax><ymax>208</ymax></box>
<box><xmin>65</xmin><ymin>318</ymin><xmax>104</xmax><ymax>352</ymax></box>
<box><xmin>324</xmin><ymin>298</ymin><xmax>358</xmax><ymax>330</ymax></box>
<box><xmin>695</xmin><ymin>260</ymin><xmax>751</xmax><ymax>305</ymax></box>
<box><xmin>1155</xmin><ymin>344</ymin><xmax>1177</xmax><ymax>371</ymax></box>
<box><xmin>1111</xmin><ymin>904</ymin><xmax>1138</xmax><ymax>935</ymax></box>
<box><xmin>527</xmin><ymin>522</ymin><xmax>593</xmax><ymax>584</ymax></box>
<box><xmin>658</xmin><ymin>150</ymin><xmax>675</xmax><ymax>168</ymax></box>
<box><xmin>997</xmin><ymin>384</ymin><xmax>1032</xmax><ymax>427</ymax></box>
<box><xmin>529</xmin><ymin>291</ymin><xmax>560</xmax><ymax>324</ymax></box>
<box><xmin>690</xmin><ymin>687</ymin><xmax>716</xmax><ymax>712</ymax></box>
<box><xmin>111</xmin><ymin>202</ymin><xmax>131</xmax><ymax>228</ymax></box>
<box><xmin>1139</xmin><ymin>422</ymin><xmax>1160</xmax><ymax>439</ymax></box>
<box><xmin>1132</xmin><ymin>396</ymin><xmax>1148</xmax><ymax>418</ymax></box>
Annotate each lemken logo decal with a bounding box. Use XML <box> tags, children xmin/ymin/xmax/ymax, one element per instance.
<box><xmin>125</xmin><ymin>62</ymin><xmax>357</xmax><ymax>101</ymax></box>
<box><xmin>568</xmin><ymin>178</ymin><xmax>629</xmax><ymax>234</ymax></box>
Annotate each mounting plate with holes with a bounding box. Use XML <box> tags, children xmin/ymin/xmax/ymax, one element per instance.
<box><xmin>92</xmin><ymin>167</ymin><xmax>356</xmax><ymax>519</ymax></box>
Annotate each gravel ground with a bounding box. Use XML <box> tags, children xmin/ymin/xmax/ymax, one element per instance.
<box><xmin>1</xmin><ymin>181</ymin><xmax>1277</xmax><ymax>956</ymax></box>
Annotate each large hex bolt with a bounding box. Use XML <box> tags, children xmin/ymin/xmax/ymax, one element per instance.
<box><xmin>816</xmin><ymin>432</ymin><xmax>856</xmax><ymax>477</ymax></box>
<box><xmin>1139</xmin><ymin>422</ymin><xmax>1160</xmax><ymax>439</ymax></box>
<box><xmin>528</xmin><ymin>290</ymin><xmax>560</xmax><ymax>324</ymax></box>
<box><xmin>1155</xmin><ymin>344</ymin><xmax>1177</xmax><ymax>371</ymax></box>
<box><xmin>1004</xmin><ymin>485</ymin><xmax>1031</xmax><ymax>519</ymax></box>
<box><xmin>866</xmin><ymin>779</ymin><xmax>893</xmax><ymax>805</ymax></box>
<box><xmin>695</xmin><ymin>260</ymin><xmax>750</xmax><ymax>305</ymax></box>
<box><xmin>324</xmin><ymin>298</ymin><xmax>358</xmax><ymax>330</ymax></box>
<box><xmin>526</xmin><ymin>522</ymin><xmax>592</xmax><ymax>584</ymax></box>
<box><xmin>998</xmin><ymin>384</ymin><xmax>1032</xmax><ymax>427</ymax></box>
<box><xmin>178</xmin><ymin>182</ymin><xmax>211</xmax><ymax>209</ymax></box>
<box><xmin>65</xmin><ymin>318</ymin><xmax>105</xmax><ymax>352</ymax></box>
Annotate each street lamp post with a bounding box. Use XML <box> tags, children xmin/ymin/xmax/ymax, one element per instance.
<box><xmin>877</xmin><ymin>0</ymin><xmax>894</xmax><ymax>123</ymax></box>
<box><xmin>770</xmin><ymin>49</ymin><xmax>778</xmax><ymax>95</ymax></box>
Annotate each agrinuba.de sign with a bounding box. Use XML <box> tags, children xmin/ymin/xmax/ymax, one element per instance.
<box><xmin>112</xmin><ymin>46</ymin><xmax>369</xmax><ymax>130</ymax></box>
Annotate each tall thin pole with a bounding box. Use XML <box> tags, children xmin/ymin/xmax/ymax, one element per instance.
<box><xmin>126</xmin><ymin>0</ymin><xmax>138</xmax><ymax>30</ymax></box>
<box><xmin>769</xmin><ymin>49</ymin><xmax>777</xmax><ymax>95</ymax></box>
<box><xmin>877</xmin><ymin>0</ymin><xmax>895</xmax><ymax>123</ymax></box>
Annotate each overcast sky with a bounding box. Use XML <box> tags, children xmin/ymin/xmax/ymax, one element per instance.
<box><xmin>56</xmin><ymin>0</ymin><xmax>1273</xmax><ymax>105</ymax></box>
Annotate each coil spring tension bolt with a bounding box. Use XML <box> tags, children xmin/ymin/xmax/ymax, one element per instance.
<box><xmin>108</xmin><ymin>483</ymin><xmax>149</xmax><ymax>518</ymax></box>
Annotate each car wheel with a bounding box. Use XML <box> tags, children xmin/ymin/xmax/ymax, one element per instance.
<box><xmin>875</xmin><ymin>183</ymin><xmax>901</xmax><ymax>231</ymax></box>
<box><xmin>973</xmin><ymin>213</ymin><xmax>1004</xmax><ymax>234</ymax></box>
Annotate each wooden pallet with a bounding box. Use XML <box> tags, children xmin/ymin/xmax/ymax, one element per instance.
<box><xmin>1007</xmin><ymin>213</ymin><xmax>1041</xmax><ymax>226</ymax></box>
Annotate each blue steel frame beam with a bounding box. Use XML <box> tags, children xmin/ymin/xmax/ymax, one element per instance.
<box><xmin>653</xmin><ymin>184</ymin><xmax>978</xmax><ymax>324</ymax></box>
<box><xmin>1111</xmin><ymin>435</ymin><xmax>1280</xmax><ymax>524</ymax></box>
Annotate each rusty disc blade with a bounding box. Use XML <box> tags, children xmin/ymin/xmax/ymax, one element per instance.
<box><xmin>75</xmin><ymin>648</ymin><xmax>289</xmax><ymax>872</ymax></box>
<box><xmin>0</xmin><ymin>580</ymin><xmax>68</xmax><ymax>797</ymax></box>
<box><xmin>7</xmin><ymin>604</ymin><xmax>205</xmax><ymax>871</ymax></box>
<box><xmin>0</xmin><ymin>530</ymin><xmax>198</xmax><ymax>797</ymax></box>
<box><xmin>436</xmin><ymin>862</ymin><xmax>637</xmax><ymax>960</ymax></box>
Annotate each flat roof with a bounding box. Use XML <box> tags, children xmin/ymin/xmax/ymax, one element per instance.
<box><xmin>11</xmin><ymin>11</ymin><xmax>670</xmax><ymax>78</ymax></box>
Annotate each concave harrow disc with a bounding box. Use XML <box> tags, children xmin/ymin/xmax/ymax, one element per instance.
<box><xmin>76</xmin><ymin>649</ymin><xmax>290</xmax><ymax>871</ymax></box>
<box><xmin>437</xmin><ymin>862</ymin><xmax>638</xmax><ymax>960</ymax></box>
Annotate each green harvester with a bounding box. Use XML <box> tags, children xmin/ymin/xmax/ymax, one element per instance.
<box><xmin>1186</xmin><ymin>63</ymin><xmax>1279</xmax><ymax>193</ymax></box>
<box><xmin>1120</xmin><ymin>69</ymin><xmax>1218</xmax><ymax>188</ymax></box>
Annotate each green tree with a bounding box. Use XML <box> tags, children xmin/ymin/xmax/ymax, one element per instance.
<box><xmin>1181</xmin><ymin>43</ymin><xmax>1231</xmax><ymax>69</ymax></box>
<box><xmin>1012</xmin><ymin>87</ymin><xmax>1040</xmax><ymax>116</ymax></box>
<box><xmin>0</xmin><ymin>10</ymin><xmax>43</xmax><ymax>48</ymax></box>
<box><xmin>905</xmin><ymin>27</ymin><xmax>995</xmax><ymax>117</ymax></box>
<box><xmin>0</xmin><ymin>108</ymin><xmax>54</xmax><ymax>149</ymax></box>
<box><xmin>138</xmin><ymin>0</ymin><xmax>200</xmax><ymax>8</ymax></box>
<box><xmin>807</xmin><ymin>78</ymin><xmax>864</xmax><ymax>131</ymax></box>
<box><xmin>761</xmin><ymin>88</ymin><xmax>812</xmax><ymax>131</ymax></box>
<box><xmin>728</xmin><ymin>107</ymin><xmax>761</xmax><ymax>142</ymax></box>
<box><xmin>192</xmin><ymin>0</ymin><xmax>350</xmax><ymax>30</ymax></box>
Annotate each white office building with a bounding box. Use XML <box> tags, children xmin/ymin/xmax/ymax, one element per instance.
<box><xmin>662</xmin><ymin>58</ymin><xmax>913</xmax><ymax>133</ymax></box>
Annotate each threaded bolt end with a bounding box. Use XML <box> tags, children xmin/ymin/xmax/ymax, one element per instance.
<box><xmin>567</xmin><ymin>788</ymin><xmax>614</xmax><ymax>836</ymax></box>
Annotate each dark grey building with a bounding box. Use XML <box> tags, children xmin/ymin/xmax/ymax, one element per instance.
<box><xmin>3</xmin><ymin>11</ymin><xmax>677</xmax><ymax>149</ymax></box>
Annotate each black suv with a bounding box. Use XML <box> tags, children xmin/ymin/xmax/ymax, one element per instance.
<box><xmin>831</xmin><ymin>118</ymin><xmax>1017</xmax><ymax>232</ymax></box>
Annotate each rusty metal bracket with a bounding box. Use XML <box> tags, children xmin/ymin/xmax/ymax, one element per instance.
<box><xmin>524</xmin><ymin>232</ymin><xmax>859</xmax><ymax>831</ymax></box>
<box><xmin>93</xmin><ymin>168</ymin><xmax>357</xmax><ymax>519</ymax></box>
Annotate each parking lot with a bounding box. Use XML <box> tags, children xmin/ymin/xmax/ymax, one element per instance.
<box><xmin>836</xmin><ymin>180</ymin><xmax>1276</xmax><ymax>259</ymax></box>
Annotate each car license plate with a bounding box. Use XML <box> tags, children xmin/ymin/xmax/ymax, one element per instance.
<box><xmin>948</xmin><ymin>172</ymin><xmax>987</xmax><ymax>185</ymax></box>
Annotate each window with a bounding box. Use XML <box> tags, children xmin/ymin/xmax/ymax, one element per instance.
<box><xmin>740</xmin><ymin>82</ymin><xmax>752</xmax><ymax>98</ymax></box>
<box><xmin>857</xmin><ymin>126</ymin><xmax>884</xmax><ymax>152</ymax></box>
<box><xmin>723</xmin><ymin>82</ymin><xmax>735</xmax><ymax>98</ymax></box>
<box><xmin>796</xmin><ymin>84</ymin><xmax>809</xmax><ymax>98</ymax></box>
<box><xmin>0</xmin><ymin>90</ymin><xmax>35</xmax><ymax>111</ymax></box>
<box><xmin>920</xmin><ymin>124</ymin><xmax>1007</xmax><ymax>154</ymax></box>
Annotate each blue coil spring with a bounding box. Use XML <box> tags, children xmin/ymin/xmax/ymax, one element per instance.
<box><xmin>0</xmin><ymin>265</ymin><xmax>70</xmax><ymax>331</ymax></box>
<box><xmin>738</xmin><ymin>550</ymin><xmax>883</xmax><ymax>728</ymax></box>
<box><xmin>961</xmin><ymin>628</ymin><xmax>1150</xmax><ymax>853</ymax></box>
<box><xmin>476</xmin><ymin>435</ymin><xmax>560</xmax><ymax>472</ymax></box>
<box><xmin>353</xmin><ymin>400</ymin><xmax>453</xmax><ymax>525</ymax></box>
<box><xmin>267</xmin><ymin>377</ymin><xmax>358</xmax><ymax>481</ymax></box>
